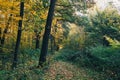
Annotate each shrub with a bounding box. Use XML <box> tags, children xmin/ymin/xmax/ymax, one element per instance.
<box><xmin>88</xmin><ymin>46</ymin><xmax>120</xmax><ymax>79</ymax></box>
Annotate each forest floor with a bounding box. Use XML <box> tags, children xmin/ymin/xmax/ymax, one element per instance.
<box><xmin>43</xmin><ymin>60</ymin><xmax>106</xmax><ymax>80</ymax></box>
<box><xmin>40</xmin><ymin>50</ymin><xmax>105</xmax><ymax>80</ymax></box>
<box><xmin>0</xmin><ymin>48</ymin><xmax>118</xmax><ymax>80</ymax></box>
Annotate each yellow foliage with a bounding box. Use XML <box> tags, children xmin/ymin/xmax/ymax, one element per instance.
<box><xmin>0</xmin><ymin>1</ymin><xmax>13</xmax><ymax>8</ymax></box>
<box><xmin>13</xmin><ymin>16</ymin><xmax>22</xmax><ymax>21</ymax></box>
<box><xmin>40</xmin><ymin>12</ymin><xmax>47</xmax><ymax>19</ymax></box>
<box><xmin>31</xmin><ymin>11</ymin><xmax>37</xmax><ymax>15</ymax></box>
<box><xmin>104</xmin><ymin>35</ymin><xmax>120</xmax><ymax>47</ymax></box>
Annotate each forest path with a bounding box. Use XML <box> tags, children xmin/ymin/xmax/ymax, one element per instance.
<box><xmin>43</xmin><ymin>61</ymin><xmax>102</xmax><ymax>80</ymax></box>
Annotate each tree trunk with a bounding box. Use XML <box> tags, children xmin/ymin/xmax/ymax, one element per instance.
<box><xmin>35</xmin><ymin>34</ymin><xmax>40</xmax><ymax>49</ymax></box>
<box><xmin>0</xmin><ymin>14</ymin><xmax>12</xmax><ymax>52</ymax></box>
<box><xmin>34</xmin><ymin>29</ymin><xmax>40</xmax><ymax>49</ymax></box>
<box><xmin>0</xmin><ymin>28</ymin><xmax>2</xmax><ymax>44</ymax></box>
<box><xmin>0</xmin><ymin>27</ymin><xmax>2</xmax><ymax>51</ymax></box>
<box><xmin>12</xmin><ymin>2</ymin><xmax>24</xmax><ymax>69</ymax></box>
<box><xmin>38</xmin><ymin>0</ymin><xmax>56</xmax><ymax>67</ymax></box>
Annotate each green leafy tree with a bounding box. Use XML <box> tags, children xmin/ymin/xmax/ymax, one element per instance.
<box><xmin>86</xmin><ymin>10</ymin><xmax>120</xmax><ymax>45</ymax></box>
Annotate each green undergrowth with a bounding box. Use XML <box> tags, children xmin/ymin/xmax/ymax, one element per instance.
<box><xmin>0</xmin><ymin>48</ymin><xmax>45</xmax><ymax>80</ymax></box>
<box><xmin>0</xmin><ymin>67</ymin><xmax>47</xmax><ymax>80</ymax></box>
<box><xmin>1</xmin><ymin>46</ymin><xmax>120</xmax><ymax>80</ymax></box>
<box><xmin>54</xmin><ymin>46</ymin><xmax>120</xmax><ymax>80</ymax></box>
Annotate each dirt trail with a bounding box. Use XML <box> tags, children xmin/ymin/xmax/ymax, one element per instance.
<box><xmin>43</xmin><ymin>61</ymin><xmax>99</xmax><ymax>80</ymax></box>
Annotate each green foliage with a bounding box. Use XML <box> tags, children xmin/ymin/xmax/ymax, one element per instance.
<box><xmin>1</xmin><ymin>0</ymin><xmax>120</xmax><ymax>80</ymax></box>
<box><xmin>88</xmin><ymin>46</ymin><xmax>120</xmax><ymax>79</ymax></box>
<box><xmin>18</xmin><ymin>48</ymin><xmax>40</xmax><ymax>66</ymax></box>
<box><xmin>62</xmin><ymin>23</ymin><xmax>87</xmax><ymax>50</ymax></box>
<box><xmin>54</xmin><ymin>48</ymin><xmax>108</xmax><ymax>80</ymax></box>
<box><xmin>0</xmin><ymin>48</ymin><xmax>47</xmax><ymax>80</ymax></box>
<box><xmin>0</xmin><ymin>68</ymin><xmax>45</xmax><ymax>80</ymax></box>
<box><xmin>54</xmin><ymin>48</ymin><xmax>78</xmax><ymax>61</ymax></box>
<box><xmin>85</xmin><ymin>10</ymin><xmax>120</xmax><ymax>45</ymax></box>
<box><xmin>56</xmin><ymin>0</ymin><xmax>75</xmax><ymax>22</ymax></box>
<box><xmin>55</xmin><ymin>45</ymin><xmax>120</xmax><ymax>80</ymax></box>
<box><xmin>89</xmin><ymin>46</ymin><xmax>120</xmax><ymax>64</ymax></box>
<box><xmin>75</xmin><ymin>16</ymin><xmax>91</xmax><ymax>27</ymax></box>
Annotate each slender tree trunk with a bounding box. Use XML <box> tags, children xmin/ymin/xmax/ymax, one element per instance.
<box><xmin>0</xmin><ymin>27</ymin><xmax>2</xmax><ymax>50</ymax></box>
<box><xmin>0</xmin><ymin>28</ymin><xmax>2</xmax><ymax>42</ymax></box>
<box><xmin>34</xmin><ymin>29</ymin><xmax>40</xmax><ymax>49</ymax></box>
<box><xmin>35</xmin><ymin>34</ymin><xmax>40</xmax><ymax>49</ymax></box>
<box><xmin>38</xmin><ymin>0</ymin><xmax>56</xmax><ymax>67</ymax></box>
<box><xmin>0</xmin><ymin>14</ymin><xmax>12</xmax><ymax>51</ymax></box>
<box><xmin>12</xmin><ymin>2</ymin><xmax>24</xmax><ymax>69</ymax></box>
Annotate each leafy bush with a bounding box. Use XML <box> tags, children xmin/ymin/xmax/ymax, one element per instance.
<box><xmin>85</xmin><ymin>10</ymin><xmax>120</xmax><ymax>45</ymax></box>
<box><xmin>54</xmin><ymin>48</ymin><xmax>78</xmax><ymax>61</ymax></box>
<box><xmin>63</xmin><ymin>27</ymin><xmax>87</xmax><ymax>51</ymax></box>
<box><xmin>55</xmin><ymin>46</ymin><xmax>120</xmax><ymax>79</ymax></box>
<box><xmin>18</xmin><ymin>48</ymin><xmax>40</xmax><ymax>67</ymax></box>
<box><xmin>88</xmin><ymin>46</ymin><xmax>120</xmax><ymax>79</ymax></box>
<box><xmin>0</xmin><ymin>68</ymin><xmax>45</xmax><ymax>80</ymax></box>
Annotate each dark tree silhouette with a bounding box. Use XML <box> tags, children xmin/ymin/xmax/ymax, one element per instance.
<box><xmin>12</xmin><ymin>2</ymin><xmax>24</xmax><ymax>69</ymax></box>
<box><xmin>38</xmin><ymin>0</ymin><xmax>57</xmax><ymax>67</ymax></box>
<box><xmin>0</xmin><ymin>28</ymin><xmax>1</xmax><ymax>43</ymax></box>
<box><xmin>103</xmin><ymin>36</ymin><xmax>110</xmax><ymax>46</ymax></box>
<box><xmin>0</xmin><ymin>14</ymin><xmax>12</xmax><ymax>52</ymax></box>
<box><xmin>34</xmin><ymin>30</ymin><xmax>40</xmax><ymax>49</ymax></box>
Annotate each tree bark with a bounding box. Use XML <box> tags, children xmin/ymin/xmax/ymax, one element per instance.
<box><xmin>0</xmin><ymin>14</ymin><xmax>12</xmax><ymax>52</ymax></box>
<box><xmin>0</xmin><ymin>27</ymin><xmax>2</xmax><ymax>50</ymax></box>
<box><xmin>38</xmin><ymin>0</ymin><xmax>56</xmax><ymax>67</ymax></box>
<box><xmin>34</xmin><ymin>29</ymin><xmax>40</xmax><ymax>49</ymax></box>
<box><xmin>35</xmin><ymin>34</ymin><xmax>40</xmax><ymax>49</ymax></box>
<box><xmin>12</xmin><ymin>2</ymin><xmax>24</xmax><ymax>69</ymax></box>
<box><xmin>1</xmin><ymin>14</ymin><xmax>12</xmax><ymax>44</ymax></box>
